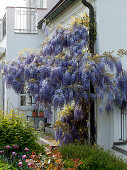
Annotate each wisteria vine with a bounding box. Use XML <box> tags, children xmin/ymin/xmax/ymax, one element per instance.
<box><xmin>0</xmin><ymin>15</ymin><xmax>127</xmax><ymax>143</ymax></box>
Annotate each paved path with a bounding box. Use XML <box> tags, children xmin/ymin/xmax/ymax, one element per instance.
<box><xmin>38</xmin><ymin>137</ymin><xmax>57</xmax><ymax>146</ymax></box>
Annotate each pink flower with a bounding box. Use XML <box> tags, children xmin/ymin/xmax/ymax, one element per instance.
<box><xmin>12</xmin><ymin>152</ymin><xmax>16</xmax><ymax>156</ymax></box>
<box><xmin>22</xmin><ymin>155</ymin><xmax>27</xmax><ymax>159</ymax></box>
<box><xmin>5</xmin><ymin>145</ymin><xmax>11</xmax><ymax>150</ymax></box>
<box><xmin>27</xmin><ymin>163</ymin><xmax>31</xmax><ymax>168</ymax></box>
<box><xmin>25</xmin><ymin>159</ymin><xmax>30</xmax><ymax>163</ymax></box>
<box><xmin>28</xmin><ymin>162</ymin><xmax>34</xmax><ymax>168</ymax></box>
<box><xmin>0</xmin><ymin>151</ymin><xmax>4</xmax><ymax>154</ymax></box>
<box><xmin>12</xmin><ymin>144</ymin><xmax>19</xmax><ymax>150</ymax></box>
<box><xmin>18</xmin><ymin>161</ymin><xmax>22</xmax><ymax>167</ymax></box>
<box><xmin>24</xmin><ymin>147</ymin><xmax>29</xmax><ymax>152</ymax></box>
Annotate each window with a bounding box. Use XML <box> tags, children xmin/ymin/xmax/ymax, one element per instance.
<box><xmin>40</xmin><ymin>0</ymin><xmax>47</xmax><ymax>8</ymax></box>
<box><xmin>34</xmin><ymin>0</ymin><xmax>47</xmax><ymax>8</ymax></box>
<box><xmin>26</xmin><ymin>0</ymin><xmax>47</xmax><ymax>8</ymax></box>
<box><xmin>2</xmin><ymin>14</ymin><xmax>6</xmax><ymax>37</ymax></box>
<box><xmin>19</xmin><ymin>94</ymin><xmax>33</xmax><ymax>107</ymax></box>
<box><xmin>0</xmin><ymin>14</ymin><xmax>6</xmax><ymax>40</ymax></box>
<box><xmin>15</xmin><ymin>7</ymin><xmax>37</xmax><ymax>33</ymax></box>
<box><xmin>120</xmin><ymin>107</ymin><xmax>127</xmax><ymax>141</ymax></box>
<box><xmin>0</xmin><ymin>22</ymin><xmax>2</xmax><ymax>41</ymax></box>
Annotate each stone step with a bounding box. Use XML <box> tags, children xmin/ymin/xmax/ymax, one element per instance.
<box><xmin>38</xmin><ymin>137</ymin><xmax>57</xmax><ymax>146</ymax></box>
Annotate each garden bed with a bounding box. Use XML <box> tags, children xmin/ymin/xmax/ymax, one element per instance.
<box><xmin>60</xmin><ymin>144</ymin><xmax>127</xmax><ymax>169</ymax></box>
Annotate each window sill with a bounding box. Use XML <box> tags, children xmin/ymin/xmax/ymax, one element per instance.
<box><xmin>112</xmin><ymin>142</ymin><xmax>127</xmax><ymax>155</ymax></box>
<box><xmin>19</xmin><ymin>106</ymin><xmax>33</xmax><ymax>110</ymax></box>
<box><xmin>14</xmin><ymin>31</ymin><xmax>38</xmax><ymax>34</ymax></box>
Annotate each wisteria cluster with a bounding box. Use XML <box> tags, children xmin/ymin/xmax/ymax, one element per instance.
<box><xmin>1</xmin><ymin>16</ymin><xmax>127</xmax><ymax>143</ymax></box>
<box><xmin>42</xmin><ymin>24</ymin><xmax>88</xmax><ymax>57</ymax></box>
<box><xmin>1</xmin><ymin>60</ymin><xmax>25</xmax><ymax>94</ymax></box>
<box><xmin>0</xmin><ymin>22</ymin><xmax>126</xmax><ymax>111</ymax></box>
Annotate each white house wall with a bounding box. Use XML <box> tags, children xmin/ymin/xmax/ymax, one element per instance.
<box><xmin>6</xmin><ymin>7</ymin><xmax>45</xmax><ymax>62</ymax></box>
<box><xmin>37</xmin><ymin>0</ymin><xmax>60</xmax><ymax>23</ymax></box>
<box><xmin>95</xmin><ymin>0</ymin><xmax>127</xmax><ymax>149</ymax></box>
<box><xmin>95</xmin><ymin>0</ymin><xmax>127</xmax><ymax>69</ymax></box>
<box><xmin>96</xmin><ymin>100</ymin><xmax>114</xmax><ymax>150</ymax></box>
<box><xmin>0</xmin><ymin>36</ymin><xmax>6</xmax><ymax>111</ymax></box>
<box><xmin>0</xmin><ymin>35</ymin><xmax>7</xmax><ymax>48</ymax></box>
<box><xmin>0</xmin><ymin>71</ymin><xmax>3</xmax><ymax>109</ymax></box>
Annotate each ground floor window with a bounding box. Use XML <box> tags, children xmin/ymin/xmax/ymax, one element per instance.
<box><xmin>120</xmin><ymin>107</ymin><xmax>127</xmax><ymax>141</ymax></box>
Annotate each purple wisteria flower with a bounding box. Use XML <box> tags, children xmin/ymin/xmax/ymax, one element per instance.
<box><xmin>74</xmin><ymin>107</ymin><xmax>84</xmax><ymax>120</ymax></box>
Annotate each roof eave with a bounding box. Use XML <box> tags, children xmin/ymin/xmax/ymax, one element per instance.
<box><xmin>37</xmin><ymin>0</ymin><xmax>76</xmax><ymax>29</ymax></box>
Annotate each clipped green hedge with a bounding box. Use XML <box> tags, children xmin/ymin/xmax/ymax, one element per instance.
<box><xmin>60</xmin><ymin>144</ymin><xmax>127</xmax><ymax>169</ymax></box>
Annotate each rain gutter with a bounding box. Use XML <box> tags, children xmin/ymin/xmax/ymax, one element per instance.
<box><xmin>82</xmin><ymin>0</ymin><xmax>95</xmax><ymax>145</ymax></box>
<box><xmin>82</xmin><ymin>0</ymin><xmax>95</xmax><ymax>54</ymax></box>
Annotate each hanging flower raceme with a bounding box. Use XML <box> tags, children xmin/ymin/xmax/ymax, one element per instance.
<box><xmin>39</xmin><ymin>80</ymin><xmax>52</xmax><ymax>104</ymax></box>
<box><xmin>74</xmin><ymin>107</ymin><xmax>84</xmax><ymax>120</ymax></box>
<box><xmin>2</xmin><ymin>62</ymin><xmax>25</xmax><ymax>93</ymax></box>
<box><xmin>53</xmin><ymin>89</ymin><xmax>65</xmax><ymax>108</ymax></box>
<box><xmin>25</xmin><ymin>54</ymin><xmax>35</xmax><ymax>65</ymax></box>
<box><xmin>50</xmin><ymin>67</ymin><xmax>63</xmax><ymax>85</ymax></box>
<box><xmin>39</xmin><ymin>66</ymin><xmax>51</xmax><ymax>79</ymax></box>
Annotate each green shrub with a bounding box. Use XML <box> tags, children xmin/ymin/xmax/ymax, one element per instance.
<box><xmin>0</xmin><ymin>110</ymin><xmax>44</xmax><ymax>153</ymax></box>
<box><xmin>0</xmin><ymin>158</ymin><xmax>16</xmax><ymax>170</ymax></box>
<box><xmin>0</xmin><ymin>163</ymin><xmax>16</xmax><ymax>170</ymax></box>
<box><xmin>60</xmin><ymin>144</ymin><xmax>127</xmax><ymax>170</ymax></box>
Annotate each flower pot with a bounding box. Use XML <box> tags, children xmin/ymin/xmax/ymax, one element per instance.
<box><xmin>39</xmin><ymin>112</ymin><xmax>44</xmax><ymax>117</ymax></box>
<box><xmin>32</xmin><ymin>112</ymin><xmax>37</xmax><ymax>117</ymax></box>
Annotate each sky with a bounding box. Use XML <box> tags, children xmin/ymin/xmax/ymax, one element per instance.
<box><xmin>0</xmin><ymin>0</ymin><xmax>26</xmax><ymax>18</ymax></box>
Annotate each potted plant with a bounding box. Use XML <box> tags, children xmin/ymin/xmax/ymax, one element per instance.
<box><xmin>39</xmin><ymin>110</ymin><xmax>44</xmax><ymax>117</ymax></box>
<box><xmin>32</xmin><ymin>110</ymin><xmax>37</xmax><ymax>117</ymax></box>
